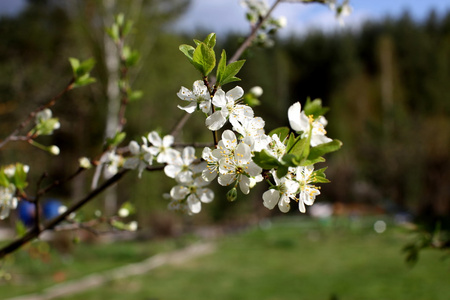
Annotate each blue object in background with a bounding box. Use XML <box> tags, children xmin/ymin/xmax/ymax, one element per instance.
<box><xmin>17</xmin><ymin>200</ymin><xmax>36</xmax><ymax>227</ymax></box>
<box><xmin>42</xmin><ymin>199</ymin><xmax>62</xmax><ymax>220</ymax></box>
<box><xmin>17</xmin><ymin>198</ymin><xmax>63</xmax><ymax>227</ymax></box>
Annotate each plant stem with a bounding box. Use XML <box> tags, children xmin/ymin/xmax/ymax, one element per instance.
<box><xmin>228</xmin><ymin>0</ymin><xmax>282</xmax><ymax>64</ymax></box>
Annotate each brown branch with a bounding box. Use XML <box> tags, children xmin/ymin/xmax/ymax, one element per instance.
<box><xmin>0</xmin><ymin>169</ymin><xmax>128</xmax><ymax>259</ymax></box>
<box><xmin>228</xmin><ymin>0</ymin><xmax>282</xmax><ymax>64</ymax></box>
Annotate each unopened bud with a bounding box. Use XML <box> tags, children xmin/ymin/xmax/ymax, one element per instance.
<box><xmin>79</xmin><ymin>157</ymin><xmax>92</xmax><ymax>169</ymax></box>
<box><xmin>226</xmin><ymin>187</ymin><xmax>238</xmax><ymax>202</ymax></box>
<box><xmin>249</xmin><ymin>86</ymin><xmax>263</xmax><ymax>97</ymax></box>
<box><xmin>127</xmin><ymin>221</ymin><xmax>138</xmax><ymax>231</ymax></box>
<box><xmin>49</xmin><ymin>145</ymin><xmax>60</xmax><ymax>155</ymax></box>
<box><xmin>118</xmin><ymin>207</ymin><xmax>130</xmax><ymax>218</ymax></box>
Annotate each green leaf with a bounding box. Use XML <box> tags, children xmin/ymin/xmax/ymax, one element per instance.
<box><xmin>68</xmin><ymin>57</ymin><xmax>80</xmax><ymax>76</ymax></box>
<box><xmin>307</xmin><ymin>139</ymin><xmax>343</xmax><ymax>161</ymax></box>
<box><xmin>285</xmin><ymin>133</ymin><xmax>296</xmax><ymax>152</ymax></box>
<box><xmin>281</xmin><ymin>153</ymin><xmax>301</xmax><ymax>167</ymax></box>
<box><xmin>106</xmin><ymin>131</ymin><xmax>126</xmax><ymax>148</ymax></box>
<box><xmin>304</xmin><ymin>97</ymin><xmax>329</xmax><ymax>119</ymax></box>
<box><xmin>312</xmin><ymin>167</ymin><xmax>330</xmax><ymax>183</ymax></box>
<box><xmin>215</xmin><ymin>49</ymin><xmax>245</xmax><ymax>86</ymax></box>
<box><xmin>268</xmin><ymin>127</ymin><xmax>290</xmax><ymax>142</ymax></box>
<box><xmin>192</xmin><ymin>43</ymin><xmax>216</xmax><ymax>76</ymax></box>
<box><xmin>77</xmin><ymin>58</ymin><xmax>96</xmax><ymax>76</ymax></box>
<box><xmin>203</xmin><ymin>33</ymin><xmax>216</xmax><ymax>49</ymax></box>
<box><xmin>35</xmin><ymin>118</ymin><xmax>60</xmax><ymax>135</ymax></box>
<box><xmin>70</xmin><ymin>58</ymin><xmax>96</xmax><ymax>88</ymax></box>
<box><xmin>0</xmin><ymin>169</ymin><xmax>10</xmax><ymax>187</ymax></box>
<box><xmin>220</xmin><ymin>60</ymin><xmax>245</xmax><ymax>86</ymax></box>
<box><xmin>179</xmin><ymin>44</ymin><xmax>195</xmax><ymax>65</ymax></box>
<box><xmin>106</xmin><ymin>23</ymin><xmax>120</xmax><ymax>43</ymax></box>
<box><xmin>276</xmin><ymin>165</ymin><xmax>289</xmax><ymax>178</ymax></box>
<box><xmin>74</xmin><ymin>75</ymin><xmax>96</xmax><ymax>88</ymax></box>
<box><xmin>287</xmin><ymin>136</ymin><xmax>308</xmax><ymax>158</ymax></box>
<box><xmin>13</xmin><ymin>163</ymin><xmax>28</xmax><ymax>191</ymax></box>
<box><xmin>122</xmin><ymin>20</ymin><xmax>133</xmax><ymax>37</ymax></box>
<box><xmin>129</xmin><ymin>90</ymin><xmax>143</xmax><ymax>102</ymax></box>
<box><xmin>216</xmin><ymin>50</ymin><xmax>227</xmax><ymax>85</ymax></box>
<box><xmin>252</xmin><ymin>149</ymin><xmax>280</xmax><ymax>170</ymax></box>
<box><xmin>300</xmin><ymin>156</ymin><xmax>326</xmax><ymax>166</ymax></box>
<box><xmin>123</xmin><ymin>46</ymin><xmax>140</xmax><ymax>67</ymax></box>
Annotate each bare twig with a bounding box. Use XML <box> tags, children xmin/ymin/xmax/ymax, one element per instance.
<box><xmin>229</xmin><ymin>0</ymin><xmax>282</xmax><ymax>64</ymax></box>
<box><xmin>0</xmin><ymin>169</ymin><xmax>128</xmax><ymax>259</ymax></box>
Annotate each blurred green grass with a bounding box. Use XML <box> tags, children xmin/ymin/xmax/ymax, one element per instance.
<box><xmin>2</xmin><ymin>217</ymin><xmax>450</xmax><ymax>300</ymax></box>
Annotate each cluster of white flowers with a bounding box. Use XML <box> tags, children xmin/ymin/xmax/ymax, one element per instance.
<box><xmin>0</xmin><ymin>184</ymin><xmax>18</xmax><ymax>220</ymax></box>
<box><xmin>164</xmin><ymin>81</ymin><xmax>334</xmax><ymax>214</ymax></box>
<box><xmin>0</xmin><ymin>164</ymin><xmax>29</xmax><ymax>219</ymax></box>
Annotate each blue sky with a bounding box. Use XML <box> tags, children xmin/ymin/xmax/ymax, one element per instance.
<box><xmin>171</xmin><ymin>0</ymin><xmax>450</xmax><ymax>35</ymax></box>
<box><xmin>1</xmin><ymin>0</ymin><xmax>450</xmax><ymax>35</ymax></box>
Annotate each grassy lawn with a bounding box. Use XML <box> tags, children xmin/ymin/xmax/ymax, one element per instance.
<box><xmin>2</xmin><ymin>216</ymin><xmax>450</xmax><ymax>300</ymax></box>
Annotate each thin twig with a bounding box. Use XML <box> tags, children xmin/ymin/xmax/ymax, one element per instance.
<box><xmin>229</xmin><ymin>0</ymin><xmax>282</xmax><ymax>64</ymax></box>
<box><xmin>0</xmin><ymin>169</ymin><xmax>128</xmax><ymax>259</ymax></box>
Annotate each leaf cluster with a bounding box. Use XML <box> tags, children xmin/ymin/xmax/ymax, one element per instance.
<box><xmin>69</xmin><ymin>57</ymin><xmax>96</xmax><ymax>88</ymax></box>
<box><xmin>179</xmin><ymin>33</ymin><xmax>245</xmax><ymax>87</ymax></box>
<box><xmin>0</xmin><ymin>163</ymin><xmax>28</xmax><ymax>192</ymax></box>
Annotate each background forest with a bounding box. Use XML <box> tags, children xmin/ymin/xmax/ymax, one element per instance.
<box><xmin>0</xmin><ymin>0</ymin><xmax>449</xmax><ymax>236</ymax></box>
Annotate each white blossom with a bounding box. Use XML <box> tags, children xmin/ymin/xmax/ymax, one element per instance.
<box><xmin>101</xmin><ymin>151</ymin><xmax>122</xmax><ymax>178</ymax></box>
<box><xmin>123</xmin><ymin>139</ymin><xmax>153</xmax><ymax>178</ymax></box>
<box><xmin>217</xmin><ymin>142</ymin><xmax>262</xmax><ymax>194</ymax></box>
<box><xmin>170</xmin><ymin>176</ymin><xmax>214</xmax><ymax>214</ymax></box>
<box><xmin>177</xmin><ymin>80</ymin><xmax>211</xmax><ymax>114</ymax></box>
<box><xmin>262</xmin><ymin>173</ymin><xmax>299</xmax><ymax>213</ymax></box>
<box><xmin>0</xmin><ymin>184</ymin><xmax>18</xmax><ymax>220</ymax></box>
<box><xmin>205</xmin><ymin>86</ymin><xmax>253</xmax><ymax>131</ymax></box>
<box><xmin>296</xmin><ymin>165</ymin><xmax>320</xmax><ymax>213</ymax></box>
<box><xmin>147</xmin><ymin>131</ymin><xmax>177</xmax><ymax>163</ymax></box>
<box><xmin>164</xmin><ymin>147</ymin><xmax>197</xmax><ymax>183</ymax></box>
<box><xmin>288</xmin><ymin>101</ymin><xmax>332</xmax><ymax>147</ymax></box>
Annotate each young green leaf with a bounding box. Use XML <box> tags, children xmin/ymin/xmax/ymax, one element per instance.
<box><xmin>13</xmin><ymin>163</ymin><xmax>28</xmax><ymax>191</ymax></box>
<box><xmin>192</xmin><ymin>42</ymin><xmax>216</xmax><ymax>76</ymax></box>
<box><xmin>268</xmin><ymin>127</ymin><xmax>290</xmax><ymax>142</ymax></box>
<box><xmin>106</xmin><ymin>131</ymin><xmax>127</xmax><ymax>148</ymax></box>
<box><xmin>281</xmin><ymin>153</ymin><xmax>302</xmax><ymax>167</ymax></box>
<box><xmin>216</xmin><ymin>50</ymin><xmax>227</xmax><ymax>85</ymax></box>
<box><xmin>276</xmin><ymin>165</ymin><xmax>289</xmax><ymax>178</ymax></box>
<box><xmin>179</xmin><ymin>44</ymin><xmax>195</xmax><ymax>64</ymax></box>
<box><xmin>220</xmin><ymin>60</ymin><xmax>245</xmax><ymax>86</ymax></box>
<box><xmin>307</xmin><ymin>139</ymin><xmax>343</xmax><ymax>161</ymax></box>
<box><xmin>203</xmin><ymin>33</ymin><xmax>216</xmax><ymax>49</ymax></box>
<box><xmin>0</xmin><ymin>169</ymin><xmax>9</xmax><ymax>187</ymax></box>
<box><xmin>304</xmin><ymin>98</ymin><xmax>329</xmax><ymax>119</ymax></box>
<box><xmin>252</xmin><ymin>149</ymin><xmax>280</xmax><ymax>170</ymax></box>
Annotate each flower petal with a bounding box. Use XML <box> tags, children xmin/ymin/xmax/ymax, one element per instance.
<box><xmin>262</xmin><ymin>189</ymin><xmax>280</xmax><ymax>210</ymax></box>
<box><xmin>148</xmin><ymin>131</ymin><xmax>162</xmax><ymax>147</ymax></box>
<box><xmin>205</xmin><ymin>111</ymin><xmax>227</xmax><ymax>131</ymax></box>
<box><xmin>187</xmin><ymin>194</ymin><xmax>202</xmax><ymax>214</ymax></box>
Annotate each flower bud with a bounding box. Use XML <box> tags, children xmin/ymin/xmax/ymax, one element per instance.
<box><xmin>226</xmin><ymin>187</ymin><xmax>238</xmax><ymax>202</ymax></box>
<box><xmin>249</xmin><ymin>86</ymin><xmax>263</xmax><ymax>97</ymax></box>
<box><xmin>127</xmin><ymin>221</ymin><xmax>138</xmax><ymax>231</ymax></box>
<box><xmin>118</xmin><ymin>207</ymin><xmax>130</xmax><ymax>218</ymax></box>
<box><xmin>79</xmin><ymin>157</ymin><xmax>92</xmax><ymax>169</ymax></box>
<box><xmin>49</xmin><ymin>145</ymin><xmax>60</xmax><ymax>156</ymax></box>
